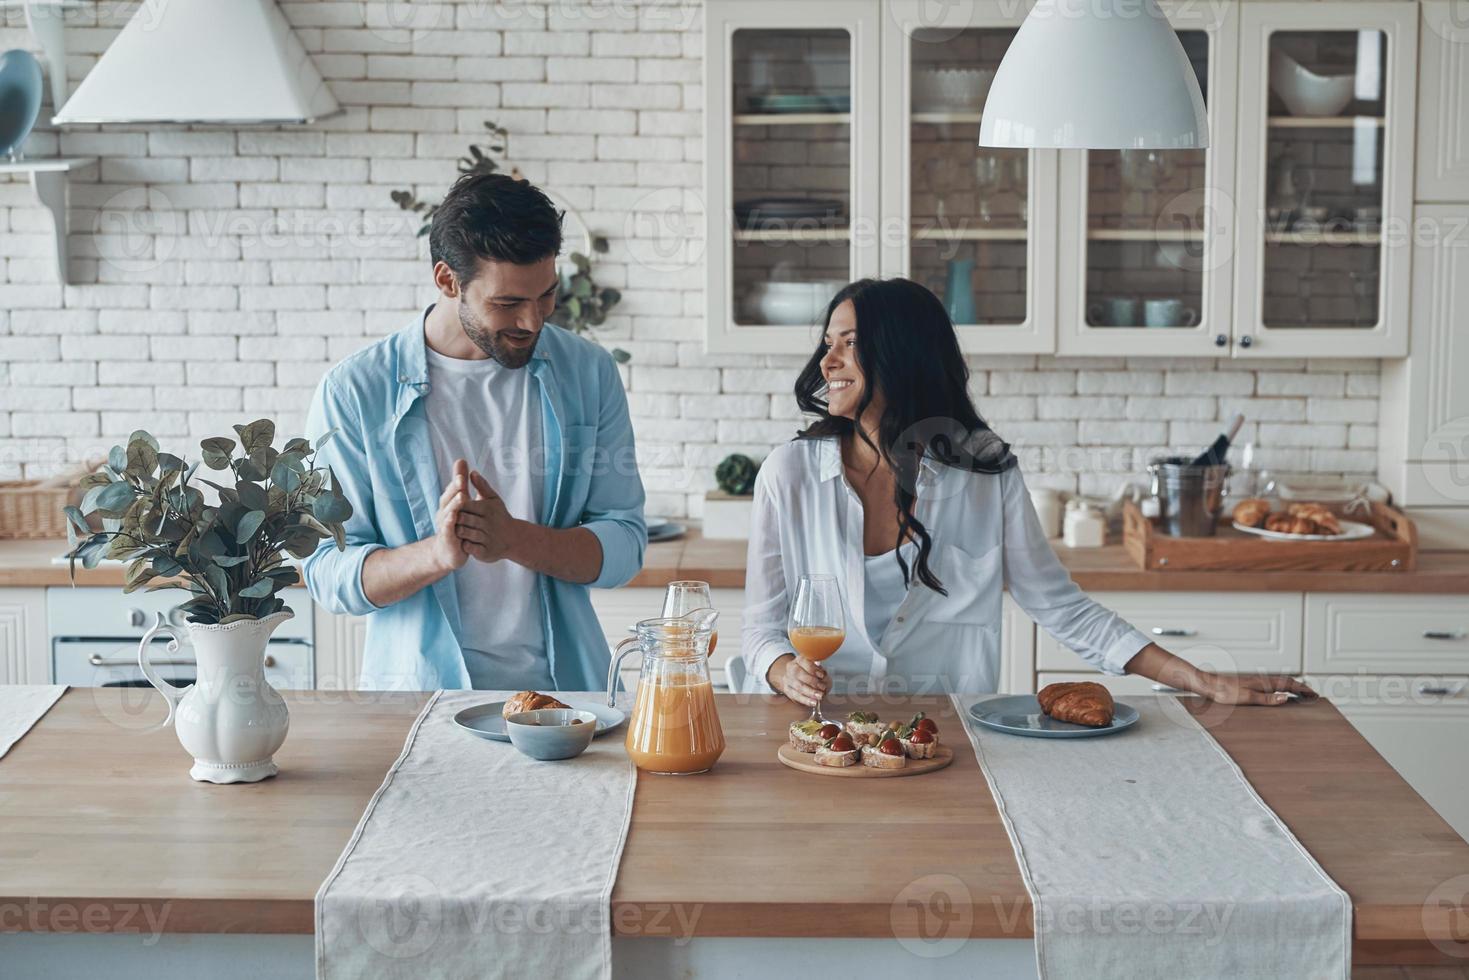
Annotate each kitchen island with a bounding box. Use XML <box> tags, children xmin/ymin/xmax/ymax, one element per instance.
<box><xmin>1</xmin><ymin>690</ymin><xmax>1466</xmax><ymax>978</ymax></box>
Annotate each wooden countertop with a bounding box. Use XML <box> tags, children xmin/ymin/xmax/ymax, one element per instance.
<box><xmin>631</xmin><ymin>529</ymin><xmax>1469</xmax><ymax>593</ymax></box>
<box><xmin>12</xmin><ymin>533</ymin><xmax>1467</xmax><ymax>593</ymax></box>
<box><xmin>2</xmin><ymin>690</ymin><xmax>1467</xmax><ymax>965</ymax></box>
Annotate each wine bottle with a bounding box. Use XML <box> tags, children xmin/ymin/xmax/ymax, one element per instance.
<box><xmin>1191</xmin><ymin>413</ymin><xmax>1245</xmax><ymax>467</ymax></box>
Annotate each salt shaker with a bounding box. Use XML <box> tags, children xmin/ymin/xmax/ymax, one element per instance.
<box><xmin>1063</xmin><ymin>499</ymin><xmax>1106</xmax><ymax>548</ymax></box>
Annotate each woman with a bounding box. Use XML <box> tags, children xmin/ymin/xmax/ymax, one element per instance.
<box><xmin>742</xmin><ymin>278</ymin><xmax>1314</xmax><ymax>706</ymax></box>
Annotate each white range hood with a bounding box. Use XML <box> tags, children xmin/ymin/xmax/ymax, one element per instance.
<box><xmin>52</xmin><ymin>0</ymin><xmax>339</xmax><ymax>126</ymax></box>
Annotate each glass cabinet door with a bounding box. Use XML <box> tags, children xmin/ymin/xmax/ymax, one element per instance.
<box><xmin>1057</xmin><ymin>5</ymin><xmax>1238</xmax><ymax>356</ymax></box>
<box><xmin>705</xmin><ymin>1</ymin><xmax>880</xmax><ymax>353</ymax></box>
<box><xmin>1234</xmin><ymin>3</ymin><xmax>1415</xmax><ymax>357</ymax></box>
<box><xmin>882</xmin><ymin>1</ymin><xmax>1057</xmax><ymax>353</ymax></box>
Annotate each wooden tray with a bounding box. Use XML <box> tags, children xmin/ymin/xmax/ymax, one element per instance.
<box><xmin>1122</xmin><ymin>499</ymin><xmax>1417</xmax><ymax>573</ymax></box>
<box><xmin>777</xmin><ymin>743</ymin><xmax>953</xmax><ymax>778</ymax></box>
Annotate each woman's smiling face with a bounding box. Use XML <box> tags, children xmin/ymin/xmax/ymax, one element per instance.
<box><xmin>819</xmin><ymin>299</ymin><xmax>865</xmax><ymax>420</ymax></box>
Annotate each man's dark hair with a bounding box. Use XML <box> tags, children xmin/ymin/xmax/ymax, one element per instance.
<box><xmin>429</xmin><ymin>172</ymin><xmax>564</xmax><ymax>283</ymax></box>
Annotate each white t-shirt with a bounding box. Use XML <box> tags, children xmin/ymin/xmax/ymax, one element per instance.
<box><xmin>424</xmin><ymin>346</ymin><xmax>551</xmax><ymax>691</ymax></box>
<box><xmin>862</xmin><ymin>544</ymin><xmax>912</xmax><ymax>647</ymax></box>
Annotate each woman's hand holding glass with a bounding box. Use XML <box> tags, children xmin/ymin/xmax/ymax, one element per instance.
<box><xmin>766</xmin><ymin>652</ymin><xmax>832</xmax><ymax>708</ymax></box>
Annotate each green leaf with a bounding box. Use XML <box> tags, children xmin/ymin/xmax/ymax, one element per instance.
<box><xmin>122</xmin><ymin>561</ymin><xmax>156</xmax><ymax>595</ymax></box>
<box><xmin>157</xmin><ymin>453</ymin><xmax>185</xmax><ymax>476</ymax></box>
<box><xmin>129</xmin><ymin>430</ymin><xmax>159</xmax><ymax>452</ymax></box>
<box><xmin>235</xmin><ymin>457</ymin><xmax>267</xmax><ymax>482</ymax></box>
<box><xmin>234</xmin><ymin>419</ymin><xmax>275</xmax><ymax>455</ymax></box>
<box><xmin>236</xmin><ymin>482</ymin><xmax>269</xmax><ymax>512</ymax></box>
<box><xmin>314</xmin><ymin>430</ymin><xmax>336</xmax><ymax>453</ymax></box>
<box><xmin>312</xmin><ymin>493</ymin><xmax>353</xmax><ymax>524</ymax></box>
<box><xmin>271</xmin><ymin>460</ymin><xmax>304</xmax><ymax>492</ymax></box>
<box><xmin>126</xmin><ymin>438</ymin><xmax>159</xmax><ymax>478</ymax></box>
<box><xmin>283</xmin><ymin>437</ymin><xmax>310</xmax><ymax>455</ymax></box>
<box><xmin>108</xmin><ymin>446</ymin><xmax>127</xmax><ymax>473</ymax></box>
<box><xmin>213</xmin><ymin>554</ymin><xmax>250</xmax><ymax>568</ymax></box>
<box><xmin>236</xmin><ymin>510</ymin><xmax>266</xmax><ymax>543</ymax></box>
<box><xmin>238</xmin><ymin>578</ymin><xmax>275</xmax><ymax>599</ymax></box>
<box><xmin>93</xmin><ymin>481</ymin><xmax>137</xmax><ymax>516</ymax></box>
<box><xmin>200</xmin><ymin>437</ymin><xmax>235</xmax><ymax>470</ymax></box>
<box><xmin>611</xmin><ymin>348</ymin><xmax>632</xmax><ymax>364</ymax></box>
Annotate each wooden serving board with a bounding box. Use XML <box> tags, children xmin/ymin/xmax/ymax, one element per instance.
<box><xmin>777</xmin><ymin>743</ymin><xmax>954</xmax><ymax>778</ymax></box>
<box><xmin>1122</xmin><ymin>500</ymin><xmax>1417</xmax><ymax>572</ymax></box>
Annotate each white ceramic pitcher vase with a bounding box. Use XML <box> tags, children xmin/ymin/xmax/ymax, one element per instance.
<box><xmin>138</xmin><ymin>610</ymin><xmax>292</xmax><ymax>783</ymax></box>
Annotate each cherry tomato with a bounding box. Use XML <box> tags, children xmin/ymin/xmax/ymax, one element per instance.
<box><xmin>910</xmin><ymin>728</ymin><xmax>934</xmax><ymax>744</ymax></box>
<box><xmin>914</xmin><ymin>718</ymin><xmax>938</xmax><ymax>735</ymax></box>
<box><xmin>817</xmin><ymin>724</ymin><xmax>841</xmax><ymax>740</ymax></box>
<box><xmin>878</xmin><ymin>738</ymin><xmax>904</xmax><ymax>756</ymax></box>
<box><xmin>828</xmin><ymin>734</ymin><xmax>855</xmax><ymax>752</ymax></box>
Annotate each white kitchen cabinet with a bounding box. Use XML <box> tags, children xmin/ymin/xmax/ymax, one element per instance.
<box><xmin>1304</xmin><ymin>592</ymin><xmax>1469</xmax><ymax>675</ymax></box>
<box><xmin>1036</xmin><ymin>591</ymin><xmax>1304</xmax><ymax>675</ymax></box>
<box><xmin>313</xmin><ymin>607</ymin><xmax>368</xmax><ymax>691</ymax></box>
<box><xmin>0</xmin><ymin>588</ymin><xmax>48</xmax><ymax>685</ymax></box>
<box><xmin>879</xmin><ymin>0</ymin><xmax>1058</xmax><ymax>354</ymax></box>
<box><xmin>999</xmin><ymin>594</ymin><xmax>1035</xmax><ymax>695</ymax></box>
<box><xmin>1416</xmin><ymin>2</ymin><xmax>1469</xmax><ymax>201</ymax></box>
<box><xmin>1056</xmin><ymin>1</ymin><xmax>1240</xmax><ymax>357</ymax></box>
<box><xmin>1377</xmin><ymin>205</ymin><xmax>1469</xmax><ymax>530</ymax></box>
<box><xmin>1233</xmin><ymin>2</ymin><xmax>1417</xmax><ymax>358</ymax></box>
<box><xmin>1309</xmin><ymin>673</ymin><xmax>1469</xmax><ymax>842</ymax></box>
<box><xmin>704</xmin><ymin>0</ymin><xmax>881</xmax><ymax>354</ymax></box>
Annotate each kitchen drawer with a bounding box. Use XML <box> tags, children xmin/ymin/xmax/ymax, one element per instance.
<box><xmin>1307</xmin><ymin>672</ymin><xmax>1469</xmax><ymax>841</ymax></box>
<box><xmin>1305</xmin><ymin>594</ymin><xmax>1469</xmax><ymax>674</ymax></box>
<box><xmin>1035</xmin><ymin>592</ymin><xmax>1302</xmax><ymax>674</ymax></box>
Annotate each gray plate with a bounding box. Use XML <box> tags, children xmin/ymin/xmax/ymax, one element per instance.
<box><xmin>647</xmin><ymin>522</ymin><xmax>686</xmax><ymax>543</ymax></box>
<box><xmin>454</xmin><ymin>700</ymin><xmax>627</xmax><ymax>743</ymax></box>
<box><xmin>967</xmin><ymin>695</ymin><xmax>1140</xmax><ymax>738</ymax></box>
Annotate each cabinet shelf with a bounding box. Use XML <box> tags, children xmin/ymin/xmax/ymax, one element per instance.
<box><xmin>1086</xmin><ymin>229</ymin><xmax>1206</xmax><ymax>242</ymax></box>
<box><xmin>733</xmin><ymin>227</ymin><xmax>849</xmax><ymax>243</ymax></box>
<box><xmin>913</xmin><ymin>227</ymin><xmax>1027</xmax><ymax>241</ymax></box>
<box><xmin>1268</xmin><ymin>115</ymin><xmax>1386</xmax><ymax>129</ymax></box>
<box><xmin>732</xmin><ymin>113</ymin><xmax>851</xmax><ymax>126</ymax></box>
<box><xmin>911</xmin><ymin>111</ymin><xmax>984</xmax><ymax>125</ymax></box>
<box><xmin>1265</xmin><ymin>231</ymin><xmax>1382</xmax><ymax>246</ymax></box>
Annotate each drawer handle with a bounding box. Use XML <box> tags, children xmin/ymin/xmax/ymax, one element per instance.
<box><xmin>1151</xmin><ymin>628</ymin><xmax>1197</xmax><ymax>638</ymax></box>
<box><xmin>1422</xmin><ymin>630</ymin><xmax>1466</xmax><ymax>641</ymax></box>
<box><xmin>89</xmin><ymin>654</ymin><xmax>276</xmax><ymax>668</ymax></box>
<box><xmin>1417</xmin><ymin>684</ymin><xmax>1454</xmax><ymax>696</ymax></box>
<box><xmin>1150</xmin><ymin>683</ymin><xmax>1188</xmax><ymax>694</ymax></box>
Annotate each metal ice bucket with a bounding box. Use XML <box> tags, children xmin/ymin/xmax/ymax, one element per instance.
<box><xmin>1147</xmin><ymin>456</ymin><xmax>1230</xmax><ymax>537</ymax></box>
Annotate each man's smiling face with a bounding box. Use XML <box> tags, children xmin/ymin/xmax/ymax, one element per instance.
<box><xmin>453</xmin><ymin>254</ymin><xmax>559</xmax><ymax>369</ymax></box>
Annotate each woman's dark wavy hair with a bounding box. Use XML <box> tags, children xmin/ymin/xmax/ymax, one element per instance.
<box><xmin>795</xmin><ymin>277</ymin><xmax>1016</xmax><ymax>595</ymax></box>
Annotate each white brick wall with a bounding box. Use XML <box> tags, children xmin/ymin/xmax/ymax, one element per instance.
<box><xmin>0</xmin><ymin>1</ymin><xmax>1381</xmax><ymax>517</ymax></box>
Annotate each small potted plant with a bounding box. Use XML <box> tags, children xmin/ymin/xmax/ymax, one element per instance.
<box><xmin>704</xmin><ymin>453</ymin><xmax>761</xmax><ymax>541</ymax></box>
<box><xmin>64</xmin><ymin>420</ymin><xmax>351</xmax><ymax>783</ymax></box>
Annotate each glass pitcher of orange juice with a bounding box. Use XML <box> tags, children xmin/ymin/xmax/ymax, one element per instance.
<box><xmin>608</xmin><ymin>613</ymin><xmax>725</xmax><ymax>775</ymax></box>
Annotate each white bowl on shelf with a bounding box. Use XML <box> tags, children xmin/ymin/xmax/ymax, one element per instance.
<box><xmin>743</xmin><ymin>280</ymin><xmax>847</xmax><ymax>326</ymax></box>
<box><xmin>1269</xmin><ymin>50</ymin><xmax>1355</xmax><ymax>117</ymax></box>
<box><xmin>913</xmin><ymin>68</ymin><xmax>995</xmax><ymax>115</ymax></box>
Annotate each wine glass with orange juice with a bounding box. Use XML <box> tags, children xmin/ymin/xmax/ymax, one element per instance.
<box><xmin>788</xmin><ymin>573</ymin><xmax>845</xmax><ymax>722</ymax></box>
<box><xmin>662</xmin><ymin>581</ymin><xmax>717</xmax><ymax>657</ymax></box>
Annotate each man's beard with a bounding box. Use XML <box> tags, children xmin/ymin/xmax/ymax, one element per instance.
<box><xmin>458</xmin><ymin>303</ymin><xmax>539</xmax><ymax>369</ymax></box>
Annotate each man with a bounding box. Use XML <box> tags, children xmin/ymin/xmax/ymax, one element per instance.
<box><xmin>304</xmin><ymin>173</ymin><xmax>646</xmax><ymax>691</ymax></box>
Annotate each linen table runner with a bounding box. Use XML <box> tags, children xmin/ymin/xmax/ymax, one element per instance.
<box><xmin>952</xmin><ymin>694</ymin><xmax>1350</xmax><ymax>979</ymax></box>
<box><xmin>317</xmin><ymin>691</ymin><xmax>636</xmax><ymax>980</ymax></box>
<box><xmin>0</xmin><ymin>685</ymin><xmax>65</xmax><ymax>762</ymax></box>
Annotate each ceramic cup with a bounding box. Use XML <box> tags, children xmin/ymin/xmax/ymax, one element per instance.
<box><xmin>1087</xmin><ymin>297</ymin><xmax>1139</xmax><ymax>327</ymax></box>
<box><xmin>1143</xmin><ymin>298</ymin><xmax>1198</xmax><ymax>328</ymax></box>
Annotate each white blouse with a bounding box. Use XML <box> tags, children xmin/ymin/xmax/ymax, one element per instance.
<box><xmin>741</xmin><ymin>437</ymin><xmax>1151</xmax><ymax>695</ymax></box>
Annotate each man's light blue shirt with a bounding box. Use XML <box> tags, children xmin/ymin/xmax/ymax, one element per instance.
<box><xmin>303</xmin><ymin>308</ymin><xmax>647</xmax><ymax>691</ymax></box>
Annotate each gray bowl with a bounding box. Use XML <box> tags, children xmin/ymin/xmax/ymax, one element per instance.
<box><xmin>505</xmin><ymin>708</ymin><xmax>599</xmax><ymax>761</ymax></box>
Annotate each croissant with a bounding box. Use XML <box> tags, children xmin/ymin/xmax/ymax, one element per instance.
<box><xmin>502</xmin><ymin>691</ymin><xmax>570</xmax><ymax>718</ymax></box>
<box><xmin>1232</xmin><ymin>498</ymin><xmax>1271</xmax><ymax>527</ymax></box>
<box><xmin>1288</xmin><ymin>503</ymin><xmax>1340</xmax><ymax>534</ymax></box>
<box><xmin>1036</xmin><ymin>681</ymin><xmax>1115</xmax><ymax>727</ymax></box>
<box><xmin>1264</xmin><ymin>513</ymin><xmax>1319</xmax><ymax>535</ymax></box>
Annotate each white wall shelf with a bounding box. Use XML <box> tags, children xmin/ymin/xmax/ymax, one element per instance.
<box><xmin>1267</xmin><ymin>115</ymin><xmax>1386</xmax><ymax>129</ymax></box>
<box><xmin>1085</xmin><ymin>229</ymin><xmax>1206</xmax><ymax>242</ymax></box>
<box><xmin>731</xmin><ymin>227</ymin><xmax>849</xmax><ymax>243</ymax></box>
<box><xmin>912</xmin><ymin>227</ymin><xmax>1027</xmax><ymax>241</ymax></box>
<box><xmin>0</xmin><ymin>156</ymin><xmax>97</xmax><ymax>284</ymax></box>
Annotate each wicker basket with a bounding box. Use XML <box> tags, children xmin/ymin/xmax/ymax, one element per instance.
<box><xmin>0</xmin><ymin>481</ymin><xmax>74</xmax><ymax>539</ymax></box>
